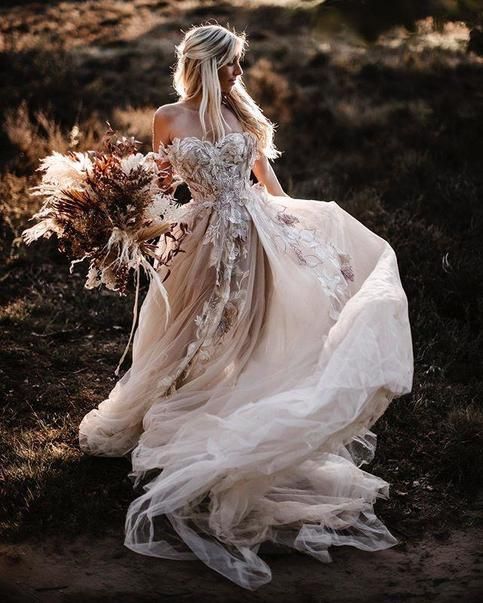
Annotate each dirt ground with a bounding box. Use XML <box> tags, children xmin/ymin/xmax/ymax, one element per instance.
<box><xmin>0</xmin><ymin>527</ymin><xmax>482</xmax><ymax>603</ymax></box>
<box><xmin>1</xmin><ymin>1</ymin><xmax>482</xmax><ymax>602</ymax></box>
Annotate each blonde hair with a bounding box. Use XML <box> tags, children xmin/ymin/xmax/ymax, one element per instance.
<box><xmin>172</xmin><ymin>23</ymin><xmax>281</xmax><ymax>160</ymax></box>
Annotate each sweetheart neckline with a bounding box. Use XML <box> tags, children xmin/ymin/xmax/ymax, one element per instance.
<box><xmin>162</xmin><ymin>130</ymin><xmax>255</xmax><ymax>152</ymax></box>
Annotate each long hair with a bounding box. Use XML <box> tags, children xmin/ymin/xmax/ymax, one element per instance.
<box><xmin>172</xmin><ymin>23</ymin><xmax>281</xmax><ymax>160</ymax></box>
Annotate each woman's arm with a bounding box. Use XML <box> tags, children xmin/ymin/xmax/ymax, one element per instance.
<box><xmin>252</xmin><ymin>154</ymin><xmax>290</xmax><ymax>197</ymax></box>
<box><xmin>152</xmin><ymin>105</ymin><xmax>174</xmax><ymax>152</ymax></box>
<box><xmin>152</xmin><ymin>107</ymin><xmax>176</xmax><ymax>193</ymax></box>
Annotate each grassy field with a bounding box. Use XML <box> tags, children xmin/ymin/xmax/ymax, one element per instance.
<box><xmin>1</xmin><ymin>0</ymin><xmax>482</xmax><ymax>550</ymax></box>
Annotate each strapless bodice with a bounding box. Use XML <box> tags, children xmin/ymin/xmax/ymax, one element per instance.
<box><xmin>158</xmin><ymin>131</ymin><xmax>260</xmax><ymax>204</ymax></box>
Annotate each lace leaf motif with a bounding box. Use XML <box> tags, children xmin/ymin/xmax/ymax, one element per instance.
<box><xmin>153</xmin><ymin>132</ymin><xmax>257</xmax><ymax>394</ymax></box>
<box><xmin>271</xmin><ymin>205</ymin><xmax>355</xmax><ymax>321</ymax></box>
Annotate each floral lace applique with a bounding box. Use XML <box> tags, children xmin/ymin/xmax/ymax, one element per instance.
<box><xmin>151</xmin><ymin>132</ymin><xmax>354</xmax><ymax>399</ymax></box>
<box><xmin>270</xmin><ymin>205</ymin><xmax>355</xmax><ymax>320</ymax></box>
<box><xmin>276</xmin><ymin>210</ymin><xmax>300</xmax><ymax>226</ymax></box>
<box><xmin>159</xmin><ymin>131</ymin><xmax>257</xmax><ymax>283</ymax></box>
<box><xmin>149</xmin><ymin>134</ymin><xmax>259</xmax><ymax>396</ymax></box>
<box><xmin>338</xmin><ymin>251</ymin><xmax>355</xmax><ymax>283</ymax></box>
<box><xmin>191</xmin><ymin>239</ymin><xmax>250</xmax><ymax>366</ymax></box>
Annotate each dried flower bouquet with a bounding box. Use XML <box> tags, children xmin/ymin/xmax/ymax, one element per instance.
<box><xmin>22</xmin><ymin>125</ymin><xmax>189</xmax><ymax>374</ymax></box>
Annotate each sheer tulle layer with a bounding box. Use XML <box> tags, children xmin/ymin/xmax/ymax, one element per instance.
<box><xmin>79</xmin><ymin>184</ymin><xmax>413</xmax><ymax>590</ymax></box>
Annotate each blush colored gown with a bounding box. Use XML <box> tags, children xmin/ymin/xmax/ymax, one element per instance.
<box><xmin>78</xmin><ymin>131</ymin><xmax>414</xmax><ymax>590</ymax></box>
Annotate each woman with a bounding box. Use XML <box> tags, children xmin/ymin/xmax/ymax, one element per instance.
<box><xmin>79</xmin><ymin>23</ymin><xmax>414</xmax><ymax>590</ymax></box>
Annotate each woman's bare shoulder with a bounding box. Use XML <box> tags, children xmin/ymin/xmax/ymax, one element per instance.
<box><xmin>153</xmin><ymin>103</ymin><xmax>183</xmax><ymax>147</ymax></box>
<box><xmin>153</xmin><ymin>102</ymin><xmax>193</xmax><ymax>139</ymax></box>
<box><xmin>153</xmin><ymin>103</ymin><xmax>179</xmax><ymax>126</ymax></box>
<box><xmin>152</xmin><ymin>105</ymin><xmax>175</xmax><ymax>151</ymax></box>
<box><xmin>154</xmin><ymin>101</ymin><xmax>191</xmax><ymax>121</ymax></box>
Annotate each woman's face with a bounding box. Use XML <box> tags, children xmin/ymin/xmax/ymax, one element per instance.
<box><xmin>218</xmin><ymin>54</ymin><xmax>243</xmax><ymax>94</ymax></box>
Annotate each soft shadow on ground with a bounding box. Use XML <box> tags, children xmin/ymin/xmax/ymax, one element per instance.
<box><xmin>1</xmin><ymin>527</ymin><xmax>482</xmax><ymax>603</ymax></box>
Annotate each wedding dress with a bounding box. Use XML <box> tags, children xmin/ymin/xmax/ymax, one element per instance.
<box><xmin>78</xmin><ymin>130</ymin><xmax>414</xmax><ymax>590</ymax></box>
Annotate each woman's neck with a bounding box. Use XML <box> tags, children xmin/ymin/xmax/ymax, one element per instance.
<box><xmin>180</xmin><ymin>92</ymin><xmax>229</xmax><ymax>112</ymax></box>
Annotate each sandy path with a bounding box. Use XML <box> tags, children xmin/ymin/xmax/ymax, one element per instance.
<box><xmin>0</xmin><ymin>527</ymin><xmax>481</xmax><ymax>602</ymax></box>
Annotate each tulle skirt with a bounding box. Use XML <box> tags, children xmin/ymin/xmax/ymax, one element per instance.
<box><xmin>79</xmin><ymin>182</ymin><xmax>413</xmax><ymax>590</ymax></box>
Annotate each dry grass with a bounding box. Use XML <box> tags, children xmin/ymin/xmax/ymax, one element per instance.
<box><xmin>0</xmin><ymin>1</ymin><xmax>482</xmax><ymax>544</ymax></box>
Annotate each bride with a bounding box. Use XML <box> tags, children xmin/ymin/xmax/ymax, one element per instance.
<box><xmin>79</xmin><ymin>23</ymin><xmax>414</xmax><ymax>590</ymax></box>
